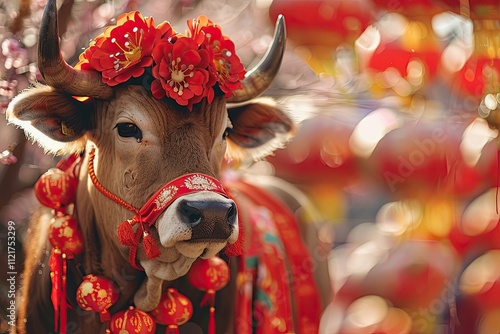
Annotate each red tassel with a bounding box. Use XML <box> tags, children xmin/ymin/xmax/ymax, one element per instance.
<box><xmin>60</xmin><ymin>253</ymin><xmax>68</xmax><ymax>334</ymax></box>
<box><xmin>201</xmin><ymin>290</ymin><xmax>217</xmax><ymax>334</ymax></box>
<box><xmin>166</xmin><ymin>325</ymin><xmax>179</xmax><ymax>334</ymax></box>
<box><xmin>49</xmin><ymin>250</ymin><xmax>62</xmax><ymax>333</ymax></box>
<box><xmin>117</xmin><ymin>220</ymin><xmax>136</xmax><ymax>246</ymax></box>
<box><xmin>143</xmin><ymin>232</ymin><xmax>161</xmax><ymax>259</ymax></box>
<box><xmin>208</xmin><ymin>306</ymin><xmax>216</xmax><ymax>334</ymax></box>
<box><xmin>99</xmin><ymin>309</ymin><xmax>111</xmax><ymax>322</ymax></box>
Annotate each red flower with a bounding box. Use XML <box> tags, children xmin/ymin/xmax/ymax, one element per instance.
<box><xmin>187</xmin><ymin>15</ymin><xmax>246</xmax><ymax>97</ymax></box>
<box><xmin>187</xmin><ymin>15</ymin><xmax>212</xmax><ymax>45</ymax></box>
<box><xmin>77</xmin><ymin>12</ymin><xmax>164</xmax><ymax>86</ymax></box>
<box><xmin>151</xmin><ymin>37</ymin><xmax>216</xmax><ymax>110</ymax></box>
<box><xmin>75</xmin><ymin>11</ymin><xmax>246</xmax><ymax>109</ymax></box>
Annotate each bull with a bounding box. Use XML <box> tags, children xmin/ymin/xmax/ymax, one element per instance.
<box><xmin>6</xmin><ymin>0</ymin><xmax>323</xmax><ymax>333</ymax></box>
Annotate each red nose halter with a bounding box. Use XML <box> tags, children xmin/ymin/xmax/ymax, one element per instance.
<box><xmin>88</xmin><ymin>148</ymin><xmax>230</xmax><ymax>270</ymax></box>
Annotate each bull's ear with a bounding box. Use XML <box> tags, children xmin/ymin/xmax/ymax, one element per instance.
<box><xmin>226</xmin><ymin>98</ymin><xmax>296</xmax><ymax>162</ymax></box>
<box><xmin>6</xmin><ymin>84</ymin><xmax>91</xmax><ymax>155</ymax></box>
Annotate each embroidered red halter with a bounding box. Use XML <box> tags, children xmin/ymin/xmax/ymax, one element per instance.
<box><xmin>87</xmin><ymin>148</ymin><xmax>232</xmax><ymax>270</ymax></box>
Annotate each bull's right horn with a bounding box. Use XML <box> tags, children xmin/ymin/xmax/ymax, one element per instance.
<box><xmin>38</xmin><ymin>0</ymin><xmax>113</xmax><ymax>99</ymax></box>
<box><xmin>227</xmin><ymin>15</ymin><xmax>286</xmax><ymax>104</ymax></box>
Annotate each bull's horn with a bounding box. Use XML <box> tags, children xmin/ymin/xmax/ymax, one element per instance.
<box><xmin>227</xmin><ymin>14</ymin><xmax>286</xmax><ymax>103</ymax></box>
<box><xmin>39</xmin><ymin>0</ymin><xmax>113</xmax><ymax>99</ymax></box>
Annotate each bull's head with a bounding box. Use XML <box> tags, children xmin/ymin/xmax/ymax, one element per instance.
<box><xmin>6</xmin><ymin>0</ymin><xmax>294</xmax><ymax>310</ymax></box>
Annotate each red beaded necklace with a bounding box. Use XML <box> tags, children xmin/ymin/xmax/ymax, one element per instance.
<box><xmin>34</xmin><ymin>150</ymin><xmax>237</xmax><ymax>334</ymax></box>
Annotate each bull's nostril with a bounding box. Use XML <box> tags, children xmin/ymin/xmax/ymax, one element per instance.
<box><xmin>179</xmin><ymin>198</ymin><xmax>237</xmax><ymax>240</ymax></box>
<box><xmin>227</xmin><ymin>203</ymin><xmax>237</xmax><ymax>226</ymax></box>
<box><xmin>179</xmin><ymin>199</ymin><xmax>202</xmax><ymax>227</ymax></box>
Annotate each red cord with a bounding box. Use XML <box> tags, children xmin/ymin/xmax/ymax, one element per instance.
<box><xmin>88</xmin><ymin>148</ymin><xmax>139</xmax><ymax>214</ymax></box>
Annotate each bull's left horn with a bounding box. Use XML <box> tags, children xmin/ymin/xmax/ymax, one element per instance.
<box><xmin>38</xmin><ymin>0</ymin><xmax>113</xmax><ymax>99</ymax></box>
<box><xmin>227</xmin><ymin>15</ymin><xmax>286</xmax><ymax>103</ymax></box>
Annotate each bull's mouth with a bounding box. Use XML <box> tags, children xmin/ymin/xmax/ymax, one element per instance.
<box><xmin>140</xmin><ymin>240</ymin><xmax>228</xmax><ymax>281</ymax></box>
<box><xmin>134</xmin><ymin>191</ymin><xmax>239</xmax><ymax>311</ymax></box>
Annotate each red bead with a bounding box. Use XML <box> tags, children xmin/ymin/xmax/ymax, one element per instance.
<box><xmin>34</xmin><ymin>168</ymin><xmax>77</xmax><ymax>209</ymax></box>
<box><xmin>110</xmin><ymin>306</ymin><xmax>156</xmax><ymax>334</ymax></box>
<box><xmin>76</xmin><ymin>274</ymin><xmax>119</xmax><ymax>313</ymax></box>
<box><xmin>187</xmin><ymin>257</ymin><xmax>230</xmax><ymax>292</ymax></box>
<box><xmin>48</xmin><ymin>215</ymin><xmax>84</xmax><ymax>256</ymax></box>
<box><xmin>150</xmin><ymin>288</ymin><xmax>193</xmax><ymax>326</ymax></box>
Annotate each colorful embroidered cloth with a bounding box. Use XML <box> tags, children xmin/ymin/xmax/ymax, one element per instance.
<box><xmin>225</xmin><ymin>177</ymin><xmax>322</xmax><ymax>334</ymax></box>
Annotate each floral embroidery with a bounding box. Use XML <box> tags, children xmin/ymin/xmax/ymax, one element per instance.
<box><xmin>154</xmin><ymin>186</ymin><xmax>178</xmax><ymax>210</ymax></box>
<box><xmin>76</xmin><ymin>12</ymin><xmax>246</xmax><ymax>110</ymax></box>
<box><xmin>184</xmin><ymin>174</ymin><xmax>219</xmax><ymax>191</ymax></box>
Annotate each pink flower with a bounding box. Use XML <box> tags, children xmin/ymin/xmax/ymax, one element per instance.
<box><xmin>2</xmin><ymin>39</ymin><xmax>29</xmax><ymax>70</ymax></box>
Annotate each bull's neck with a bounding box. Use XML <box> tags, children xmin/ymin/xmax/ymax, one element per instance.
<box><xmin>74</xmin><ymin>152</ymin><xmax>145</xmax><ymax>306</ymax></box>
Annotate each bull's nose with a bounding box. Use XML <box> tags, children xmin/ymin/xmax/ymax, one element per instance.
<box><xmin>179</xmin><ymin>199</ymin><xmax>237</xmax><ymax>240</ymax></box>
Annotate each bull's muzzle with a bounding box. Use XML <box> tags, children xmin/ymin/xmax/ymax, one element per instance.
<box><xmin>179</xmin><ymin>198</ymin><xmax>237</xmax><ymax>240</ymax></box>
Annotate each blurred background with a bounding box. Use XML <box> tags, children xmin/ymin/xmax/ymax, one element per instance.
<box><xmin>2</xmin><ymin>0</ymin><xmax>500</xmax><ymax>333</ymax></box>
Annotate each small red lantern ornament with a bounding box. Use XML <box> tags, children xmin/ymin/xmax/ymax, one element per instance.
<box><xmin>187</xmin><ymin>257</ymin><xmax>230</xmax><ymax>334</ymax></box>
<box><xmin>48</xmin><ymin>212</ymin><xmax>84</xmax><ymax>334</ymax></box>
<box><xmin>150</xmin><ymin>288</ymin><xmax>193</xmax><ymax>334</ymax></box>
<box><xmin>76</xmin><ymin>274</ymin><xmax>120</xmax><ymax>324</ymax></box>
<box><xmin>49</xmin><ymin>214</ymin><xmax>84</xmax><ymax>256</ymax></box>
<box><xmin>110</xmin><ymin>306</ymin><xmax>156</xmax><ymax>334</ymax></box>
<box><xmin>34</xmin><ymin>158</ymin><xmax>81</xmax><ymax>334</ymax></box>
<box><xmin>34</xmin><ymin>168</ymin><xmax>77</xmax><ymax>209</ymax></box>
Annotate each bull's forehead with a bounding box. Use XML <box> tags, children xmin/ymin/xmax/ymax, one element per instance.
<box><xmin>89</xmin><ymin>85</ymin><xmax>229</xmax><ymax>204</ymax></box>
<box><xmin>96</xmin><ymin>85</ymin><xmax>227</xmax><ymax>136</ymax></box>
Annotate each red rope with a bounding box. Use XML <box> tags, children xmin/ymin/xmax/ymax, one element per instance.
<box><xmin>88</xmin><ymin>148</ymin><xmax>139</xmax><ymax>214</ymax></box>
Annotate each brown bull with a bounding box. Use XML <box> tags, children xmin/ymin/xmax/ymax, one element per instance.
<box><xmin>6</xmin><ymin>1</ymin><xmax>322</xmax><ymax>333</ymax></box>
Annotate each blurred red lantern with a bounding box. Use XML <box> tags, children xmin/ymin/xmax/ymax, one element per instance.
<box><xmin>369</xmin><ymin>122</ymin><xmax>451</xmax><ymax>196</ymax></box>
<box><xmin>269</xmin><ymin>0</ymin><xmax>374</xmax><ymax>48</ymax></box>
<box><xmin>269</xmin><ymin>0</ymin><xmax>374</xmax><ymax>74</ymax></box>
<box><xmin>336</xmin><ymin>240</ymin><xmax>456</xmax><ymax>308</ymax></box>
<box><xmin>267</xmin><ymin>113</ymin><xmax>358</xmax><ymax>186</ymax></box>
<box><xmin>110</xmin><ymin>306</ymin><xmax>156</xmax><ymax>334</ymax></box>
<box><xmin>34</xmin><ymin>167</ymin><xmax>77</xmax><ymax>209</ymax></box>
<box><xmin>337</xmin><ymin>296</ymin><xmax>413</xmax><ymax>334</ymax></box>
<box><xmin>150</xmin><ymin>288</ymin><xmax>193</xmax><ymax>333</ymax></box>
<box><xmin>438</xmin><ymin>0</ymin><xmax>500</xmax><ymax>19</ymax></box>
<box><xmin>449</xmin><ymin>188</ymin><xmax>500</xmax><ymax>257</ymax></box>
<box><xmin>436</xmin><ymin>1</ymin><xmax>500</xmax><ymax>98</ymax></box>
<box><xmin>364</xmin><ymin>13</ymin><xmax>443</xmax><ymax>95</ymax></box>
<box><xmin>76</xmin><ymin>274</ymin><xmax>120</xmax><ymax>322</ymax></box>
<box><xmin>455</xmin><ymin>21</ymin><xmax>500</xmax><ymax>99</ymax></box>
<box><xmin>460</xmin><ymin>250</ymin><xmax>500</xmax><ymax>309</ymax></box>
<box><xmin>371</xmin><ymin>0</ymin><xmax>451</xmax><ymax>16</ymax></box>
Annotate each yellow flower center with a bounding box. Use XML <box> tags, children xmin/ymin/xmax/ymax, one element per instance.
<box><xmin>168</xmin><ymin>57</ymin><xmax>194</xmax><ymax>96</ymax></box>
<box><xmin>171</xmin><ymin>69</ymin><xmax>185</xmax><ymax>82</ymax></box>
<box><xmin>111</xmin><ymin>27</ymin><xmax>145</xmax><ymax>71</ymax></box>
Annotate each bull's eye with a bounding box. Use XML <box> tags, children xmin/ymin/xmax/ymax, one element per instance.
<box><xmin>222</xmin><ymin>127</ymin><xmax>233</xmax><ymax>140</ymax></box>
<box><xmin>115</xmin><ymin>123</ymin><xmax>143</xmax><ymax>142</ymax></box>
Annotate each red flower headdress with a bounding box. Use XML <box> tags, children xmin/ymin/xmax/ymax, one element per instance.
<box><xmin>76</xmin><ymin>12</ymin><xmax>246</xmax><ymax>111</ymax></box>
